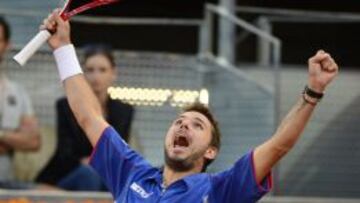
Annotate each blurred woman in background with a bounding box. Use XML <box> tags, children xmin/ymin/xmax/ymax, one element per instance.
<box><xmin>36</xmin><ymin>44</ymin><xmax>134</xmax><ymax>191</ymax></box>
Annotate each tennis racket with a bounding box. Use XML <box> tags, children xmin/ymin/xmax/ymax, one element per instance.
<box><xmin>13</xmin><ymin>0</ymin><xmax>119</xmax><ymax>66</ymax></box>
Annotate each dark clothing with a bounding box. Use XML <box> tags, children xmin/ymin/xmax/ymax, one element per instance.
<box><xmin>56</xmin><ymin>165</ymin><xmax>105</xmax><ymax>191</ymax></box>
<box><xmin>36</xmin><ymin>97</ymin><xmax>134</xmax><ymax>185</ymax></box>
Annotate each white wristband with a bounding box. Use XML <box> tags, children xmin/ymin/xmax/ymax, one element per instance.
<box><xmin>53</xmin><ymin>44</ymin><xmax>83</xmax><ymax>82</ymax></box>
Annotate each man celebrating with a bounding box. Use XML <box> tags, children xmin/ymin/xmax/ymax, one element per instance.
<box><xmin>42</xmin><ymin>10</ymin><xmax>338</xmax><ymax>202</ymax></box>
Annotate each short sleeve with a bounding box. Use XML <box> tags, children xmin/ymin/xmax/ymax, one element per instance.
<box><xmin>90</xmin><ymin>126</ymin><xmax>151</xmax><ymax>198</ymax></box>
<box><xmin>210</xmin><ymin>151</ymin><xmax>272</xmax><ymax>203</ymax></box>
<box><xmin>18</xmin><ymin>85</ymin><xmax>34</xmax><ymax>116</ymax></box>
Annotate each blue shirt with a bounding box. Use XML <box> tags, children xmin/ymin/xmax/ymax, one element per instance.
<box><xmin>90</xmin><ymin>127</ymin><xmax>272</xmax><ymax>203</ymax></box>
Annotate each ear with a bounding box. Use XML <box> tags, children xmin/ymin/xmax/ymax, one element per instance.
<box><xmin>204</xmin><ymin>146</ymin><xmax>218</xmax><ymax>161</ymax></box>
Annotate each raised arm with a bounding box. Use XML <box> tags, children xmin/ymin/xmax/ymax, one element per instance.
<box><xmin>43</xmin><ymin>10</ymin><xmax>108</xmax><ymax>146</ymax></box>
<box><xmin>253</xmin><ymin>50</ymin><xmax>339</xmax><ymax>183</ymax></box>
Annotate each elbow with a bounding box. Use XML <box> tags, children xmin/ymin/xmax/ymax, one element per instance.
<box><xmin>268</xmin><ymin>139</ymin><xmax>294</xmax><ymax>159</ymax></box>
<box><xmin>273</xmin><ymin>144</ymin><xmax>292</xmax><ymax>158</ymax></box>
<box><xmin>72</xmin><ymin>107</ymin><xmax>102</xmax><ymax>132</ymax></box>
<box><xmin>77</xmin><ymin>113</ymin><xmax>93</xmax><ymax>131</ymax></box>
<box><xmin>76</xmin><ymin>112</ymin><xmax>102</xmax><ymax>134</ymax></box>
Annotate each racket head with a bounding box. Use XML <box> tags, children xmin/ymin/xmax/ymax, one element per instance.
<box><xmin>58</xmin><ymin>0</ymin><xmax>72</xmax><ymax>19</ymax></box>
<box><xmin>59</xmin><ymin>0</ymin><xmax>119</xmax><ymax>20</ymax></box>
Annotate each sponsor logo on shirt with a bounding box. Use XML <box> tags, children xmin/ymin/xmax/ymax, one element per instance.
<box><xmin>202</xmin><ymin>195</ymin><xmax>209</xmax><ymax>203</ymax></box>
<box><xmin>130</xmin><ymin>182</ymin><xmax>153</xmax><ymax>198</ymax></box>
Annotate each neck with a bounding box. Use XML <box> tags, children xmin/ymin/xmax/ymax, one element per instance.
<box><xmin>162</xmin><ymin>164</ymin><xmax>201</xmax><ymax>187</ymax></box>
<box><xmin>95</xmin><ymin>91</ymin><xmax>109</xmax><ymax>114</ymax></box>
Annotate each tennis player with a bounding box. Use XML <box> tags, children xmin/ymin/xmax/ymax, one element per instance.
<box><xmin>42</xmin><ymin>10</ymin><xmax>338</xmax><ymax>202</ymax></box>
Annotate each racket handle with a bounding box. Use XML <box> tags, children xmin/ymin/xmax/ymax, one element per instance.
<box><xmin>13</xmin><ymin>30</ymin><xmax>52</xmax><ymax>66</ymax></box>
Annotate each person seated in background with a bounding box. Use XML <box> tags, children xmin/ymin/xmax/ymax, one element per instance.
<box><xmin>36</xmin><ymin>44</ymin><xmax>134</xmax><ymax>191</ymax></box>
<box><xmin>0</xmin><ymin>16</ymin><xmax>41</xmax><ymax>189</ymax></box>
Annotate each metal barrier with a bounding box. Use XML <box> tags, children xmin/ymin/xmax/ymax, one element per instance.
<box><xmin>200</xmin><ymin>4</ymin><xmax>282</xmax><ymax>68</ymax></box>
<box><xmin>200</xmin><ymin>3</ymin><xmax>281</xmax><ymax>114</ymax></box>
<box><xmin>1</xmin><ymin>190</ymin><xmax>360</xmax><ymax>203</ymax></box>
<box><xmin>236</xmin><ymin>6</ymin><xmax>360</xmax><ymax>22</ymax></box>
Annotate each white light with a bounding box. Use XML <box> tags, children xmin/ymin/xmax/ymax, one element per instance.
<box><xmin>199</xmin><ymin>89</ymin><xmax>209</xmax><ymax>105</ymax></box>
<box><xmin>108</xmin><ymin>86</ymin><xmax>209</xmax><ymax>107</ymax></box>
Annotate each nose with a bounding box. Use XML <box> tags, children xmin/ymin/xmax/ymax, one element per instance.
<box><xmin>180</xmin><ymin>120</ymin><xmax>190</xmax><ymax>130</ymax></box>
<box><xmin>92</xmin><ymin>70</ymin><xmax>102</xmax><ymax>79</ymax></box>
<box><xmin>87</xmin><ymin>70</ymin><xmax>101</xmax><ymax>82</ymax></box>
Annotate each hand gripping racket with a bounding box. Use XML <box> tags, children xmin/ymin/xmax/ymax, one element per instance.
<box><xmin>13</xmin><ymin>0</ymin><xmax>119</xmax><ymax>66</ymax></box>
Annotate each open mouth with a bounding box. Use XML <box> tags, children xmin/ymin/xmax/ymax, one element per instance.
<box><xmin>173</xmin><ymin>136</ymin><xmax>189</xmax><ymax>148</ymax></box>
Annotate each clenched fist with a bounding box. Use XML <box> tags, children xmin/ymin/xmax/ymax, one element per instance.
<box><xmin>40</xmin><ymin>9</ymin><xmax>71</xmax><ymax>50</ymax></box>
<box><xmin>307</xmin><ymin>50</ymin><xmax>339</xmax><ymax>93</ymax></box>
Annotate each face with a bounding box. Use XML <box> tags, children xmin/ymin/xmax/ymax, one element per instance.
<box><xmin>0</xmin><ymin>26</ymin><xmax>9</xmax><ymax>61</ymax></box>
<box><xmin>164</xmin><ymin>111</ymin><xmax>218</xmax><ymax>172</ymax></box>
<box><xmin>84</xmin><ymin>54</ymin><xmax>116</xmax><ymax>95</ymax></box>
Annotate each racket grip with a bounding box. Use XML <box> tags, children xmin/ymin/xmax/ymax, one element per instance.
<box><xmin>13</xmin><ymin>30</ymin><xmax>52</xmax><ymax>66</ymax></box>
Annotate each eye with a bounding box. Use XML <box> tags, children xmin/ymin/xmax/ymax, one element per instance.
<box><xmin>100</xmin><ymin>67</ymin><xmax>108</xmax><ymax>73</ymax></box>
<box><xmin>85</xmin><ymin>67</ymin><xmax>94</xmax><ymax>73</ymax></box>
<box><xmin>174</xmin><ymin>119</ymin><xmax>182</xmax><ymax>125</ymax></box>
<box><xmin>193</xmin><ymin>122</ymin><xmax>204</xmax><ymax>130</ymax></box>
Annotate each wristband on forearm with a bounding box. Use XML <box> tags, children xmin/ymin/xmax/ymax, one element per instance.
<box><xmin>303</xmin><ymin>85</ymin><xmax>324</xmax><ymax>100</ymax></box>
<box><xmin>302</xmin><ymin>93</ymin><xmax>317</xmax><ymax>106</ymax></box>
<box><xmin>53</xmin><ymin>44</ymin><xmax>83</xmax><ymax>82</ymax></box>
<box><xmin>302</xmin><ymin>85</ymin><xmax>324</xmax><ymax>106</ymax></box>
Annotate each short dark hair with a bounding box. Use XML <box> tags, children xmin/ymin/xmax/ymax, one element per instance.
<box><xmin>182</xmin><ymin>103</ymin><xmax>221</xmax><ymax>172</ymax></box>
<box><xmin>83</xmin><ymin>44</ymin><xmax>116</xmax><ymax>67</ymax></box>
<box><xmin>0</xmin><ymin>16</ymin><xmax>10</xmax><ymax>42</ymax></box>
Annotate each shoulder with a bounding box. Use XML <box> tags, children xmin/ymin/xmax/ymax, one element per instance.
<box><xmin>210</xmin><ymin>151</ymin><xmax>254</xmax><ymax>182</ymax></box>
<box><xmin>5</xmin><ymin>79</ymin><xmax>33</xmax><ymax>105</ymax></box>
<box><xmin>6</xmin><ymin>79</ymin><xmax>27</xmax><ymax>94</ymax></box>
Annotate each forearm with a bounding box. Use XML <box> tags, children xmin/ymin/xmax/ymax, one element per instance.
<box><xmin>43</xmin><ymin>11</ymin><xmax>108</xmax><ymax>146</ymax></box>
<box><xmin>254</xmin><ymin>94</ymin><xmax>317</xmax><ymax>182</ymax></box>
<box><xmin>55</xmin><ymin>45</ymin><xmax>107</xmax><ymax>146</ymax></box>
<box><xmin>0</xmin><ymin>116</ymin><xmax>41</xmax><ymax>151</ymax></box>
<box><xmin>254</xmin><ymin>50</ymin><xmax>338</xmax><ymax>183</ymax></box>
<box><xmin>0</xmin><ymin>129</ymin><xmax>40</xmax><ymax>151</ymax></box>
<box><xmin>63</xmin><ymin>76</ymin><xmax>103</xmax><ymax>128</ymax></box>
<box><xmin>269</xmin><ymin>95</ymin><xmax>315</xmax><ymax>156</ymax></box>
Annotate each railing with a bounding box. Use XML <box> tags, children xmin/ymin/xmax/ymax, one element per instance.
<box><xmin>236</xmin><ymin>6</ymin><xmax>360</xmax><ymax>22</ymax></box>
<box><xmin>199</xmin><ymin>3</ymin><xmax>282</xmax><ymax>148</ymax></box>
<box><xmin>1</xmin><ymin>190</ymin><xmax>360</xmax><ymax>203</ymax></box>
<box><xmin>200</xmin><ymin>4</ymin><xmax>282</xmax><ymax>69</ymax></box>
